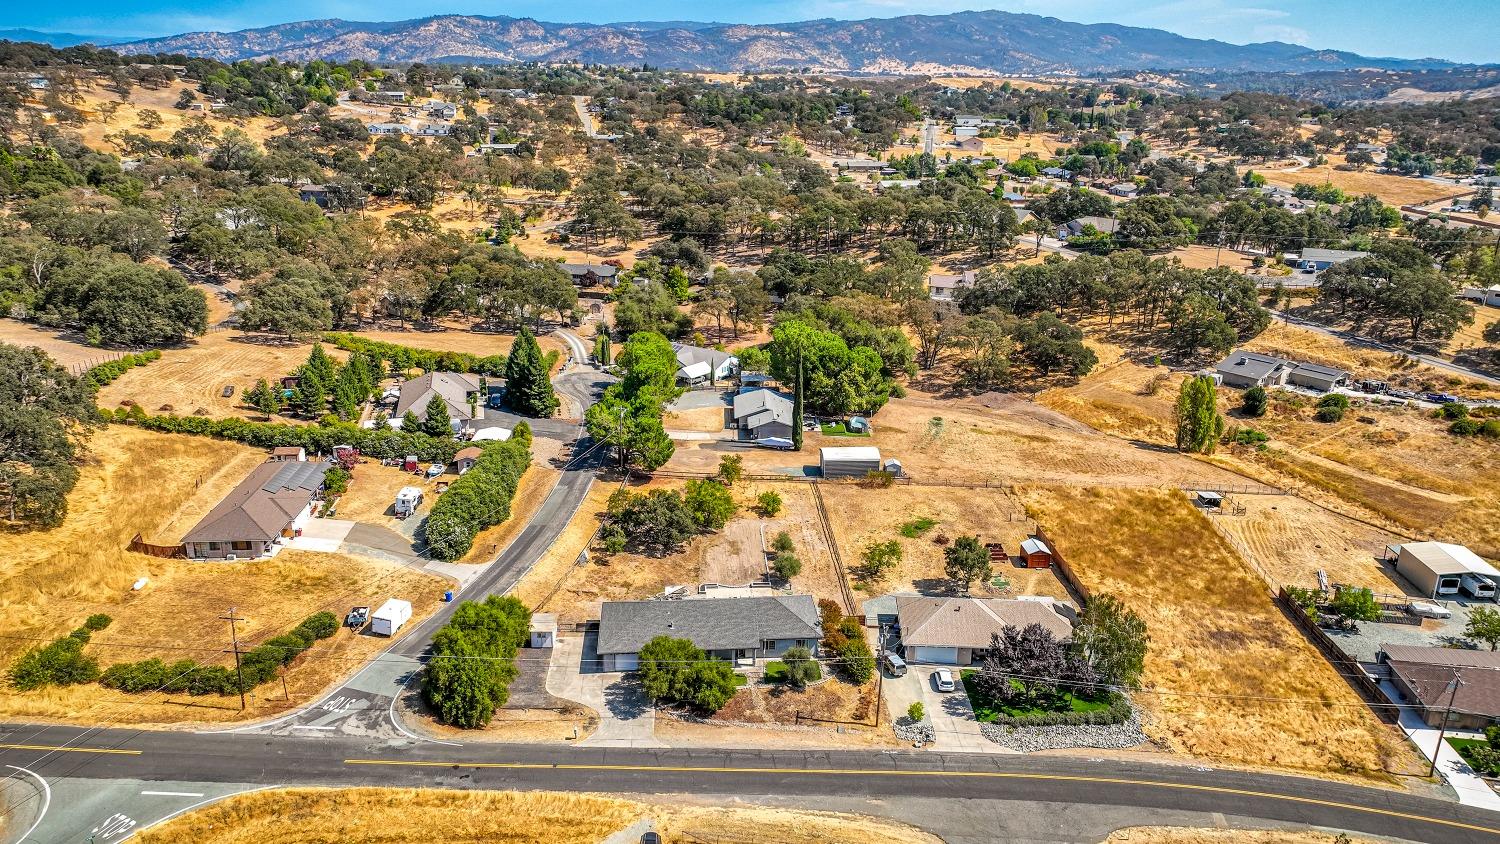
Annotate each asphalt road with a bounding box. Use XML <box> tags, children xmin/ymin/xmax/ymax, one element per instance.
<box><xmin>2</xmin><ymin>725</ymin><xmax>1498</xmax><ymax>843</ymax></box>
<box><xmin>1269</xmin><ymin>309</ymin><xmax>1499</xmax><ymax>385</ymax></box>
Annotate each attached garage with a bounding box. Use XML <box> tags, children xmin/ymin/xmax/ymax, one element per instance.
<box><xmin>820</xmin><ymin>446</ymin><xmax>883</xmax><ymax>479</ymax></box>
<box><xmin>606</xmin><ymin>652</ymin><xmax>639</xmax><ymax>672</ymax></box>
<box><xmin>911</xmin><ymin>646</ymin><xmax>960</xmax><ymax>664</ymax></box>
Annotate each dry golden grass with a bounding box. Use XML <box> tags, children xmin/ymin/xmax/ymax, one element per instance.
<box><xmin>1245</xmin><ymin>322</ymin><xmax>1500</xmax><ymax>398</ymax></box>
<box><xmin>0</xmin><ymin>426</ymin><xmax>445</xmax><ymax>725</ymax></box>
<box><xmin>1211</xmin><ymin>495</ymin><xmax>1408</xmax><ymax>593</ymax></box>
<box><xmin>0</xmin><ymin>319</ymin><xmax>105</xmax><ymax>369</ymax></box>
<box><xmin>64</xmin><ymin>81</ymin><xmax>286</xmax><ymax>150</ymax></box>
<box><xmin>133</xmin><ymin>787</ymin><xmax>939</xmax><ymax>844</ymax></box>
<box><xmin>1106</xmin><ymin>828</ymin><xmax>1380</xmax><ymax>844</ymax></box>
<box><xmin>1260</xmin><ymin>157</ymin><xmax>1466</xmax><ymax>207</ymax></box>
<box><xmin>1020</xmin><ymin>486</ymin><xmax>1418</xmax><ymax>780</ymax></box>
<box><xmin>1167</xmin><ymin>244</ymin><xmax>1257</xmax><ymax>272</ymax></box>
<box><xmin>664</xmin><ymin>405</ymin><xmax>729</xmax><ymax>432</ymax></box>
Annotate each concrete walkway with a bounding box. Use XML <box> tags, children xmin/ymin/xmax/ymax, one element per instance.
<box><xmin>547</xmin><ymin>635</ymin><xmax>664</xmax><ymax>748</ymax></box>
<box><xmin>1380</xmin><ymin>678</ymin><xmax>1500</xmax><ymax>810</ymax></box>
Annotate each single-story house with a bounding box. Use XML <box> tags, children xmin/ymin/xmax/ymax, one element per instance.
<box><xmin>1108</xmin><ymin>182</ymin><xmax>1140</xmax><ymax>197</ymax></box>
<box><xmin>1060</xmin><ymin>216</ymin><xmax>1119</xmax><ymax>238</ymax></box>
<box><xmin>1387</xmin><ymin>541</ymin><xmax>1500</xmax><ymax>599</ymax></box>
<box><xmin>896</xmin><ymin>596</ymin><xmax>1073</xmax><ymax>665</ymax></box>
<box><xmin>297</xmin><ymin>184</ymin><xmax>330</xmax><ymax>208</ymax></box>
<box><xmin>1042</xmin><ymin>167</ymin><xmax>1073</xmax><ymax>180</ymax></box>
<box><xmin>954</xmin><ymin>115</ymin><xmax>984</xmax><ymax>127</ymax></box>
<box><xmin>732</xmin><ymin>389</ymin><xmax>794</xmax><ymax>440</ymax></box>
<box><xmin>1461</xmin><ymin>285</ymin><xmax>1500</xmax><ymax>307</ymax></box>
<box><xmin>366</xmin><ymin>123</ymin><xmax>411</xmax><ymax>136</ymax></box>
<box><xmin>1380</xmin><ymin>644</ymin><xmax>1500</xmax><ymax>730</ymax></box>
<box><xmin>1014</xmin><ymin>208</ymin><xmax>1034</xmax><ymax>227</ymax></box>
<box><xmin>1019</xmin><ymin>536</ymin><xmax>1053</xmax><ymax>568</ymax></box>
<box><xmin>477</xmin><ymin>142</ymin><xmax>520</xmax><ymax>155</ymax></box>
<box><xmin>1285</xmin><ymin>248</ymin><xmax>1369</xmax><ymax>272</ymax></box>
<box><xmin>453</xmin><ymin>446</ymin><xmax>483</xmax><ymax>474</ymax></box>
<box><xmin>395</xmin><ymin>372</ymin><xmax>488</xmax><ymax>428</ymax></box>
<box><xmin>673</xmin><ymin>343</ymin><xmax>737</xmax><ymax>384</ymax></box>
<box><xmin>426</xmin><ymin>102</ymin><xmax>458</xmax><ymax>119</ymax></box>
<box><xmin>820</xmin><ymin>446</ymin><xmax>882</xmax><ymax>479</ymax></box>
<box><xmin>927</xmin><ymin>270</ymin><xmax>978</xmax><ymax>301</ymax></box>
<box><xmin>182</xmin><ymin>460</ymin><xmax>329</xmax><ymax>560</ymax></box>
<box><xmin>953</xmin><ymin>125</ymin><xmax>980</xmax><ymax>139</ymax></box>
<box><xmin>832</xmin><ymin>158</ymin><xmax>885</xmax><ymax>172</ymax></box>
<box><xmin>1286</xmin><ymin>361</ymin><xmax>1351</xmax><ymax>392</ymax></box>
<box><xmin>879</xmin><ymin>179</ymin><xmax>923</xmax><ymax>190</ymax></box>
<box><xmin>560</xmin><ymin>262</ymin><xmax>619</xmax><ymax>286</ymax></box>
<box><xmin>270</xmin><ymin>446</ymin><xmax>306</xmax><ymax>462</ymax></box>
<box><xmin>596</xmin><ymin>595</ymin><xmax>822</xmax><ymax>671</ymax></box>
<box><xmin>415</xmin><ymin>123</ymin><xmax>452</xmax><ymax>137</ymax></box>
<box><xmin>1215</xmin><ymin>350</ymin><xmax>1293</xmax><ymax>389</ymax></box>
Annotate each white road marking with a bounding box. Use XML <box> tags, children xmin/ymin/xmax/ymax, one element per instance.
<box><xmin>92</xmin><ymin>811</ymin><xmax>137</xmax><ymax>840</ymax></box>
<box><xmin>140</xmin><ymin>790</ymin><xmax>205</xmax><ymax>797</ymax></box>
<box><xmin>5</xmin><ymin>764</ymin><xmax>51</xmax><ymax>843</ymax></box>
<box><xmin>122</xmin><ymin>785</ymin><xmax>282</xmax><ymax>841</ymax></box>
<box><xmin>289</xmin><ymin>724</ymin><xmax>337</xmax><ymax>730</ymax></box>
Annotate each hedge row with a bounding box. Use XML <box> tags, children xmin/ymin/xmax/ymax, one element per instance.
<box><xmin>324</xmin><ymin>332</ymin><xmax>508</xmax><ymax>376</ymax></box>
<box><xmin>424</xmin><ymin>427</ymin><xmax>532</xmax><ymax>561</ymax></box>
<box><xmin>101</xmin><ymin>410</ymin><xmax>462</xmax><ymax>463</ymax></box>
<box><xmin>100</xmin><ymin>612</ymin><xmax>339</xmax><ymax>696</ymax></box>
<box><xmin>85</xmin><ymin>350</ymin><xmax>161</xmax><ymax>387</ymax></box>
<box><xmin>987</xmin><ymin>693</ymin><xmax>1133</xmax><ymax>728</ymax></box>
<box><xmin>8</xmin><ymin>616</ymin><xmax>113</xmax><ymax>691</ymax></box>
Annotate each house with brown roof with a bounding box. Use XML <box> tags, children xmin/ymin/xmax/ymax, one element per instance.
<box><xmin>896</xmin><ymin>595</ymin><xmax>1072</xmax><ymax>665</ymax></box>
<box><xmin>182</xmin><ymin>460</ymin><xmax>329</xmax><ymax>560</ymax></box>
<box><xmin>1380</xmin><ymin>644</ymin><xmax>1500</xmax><ymax>730</ymax></box>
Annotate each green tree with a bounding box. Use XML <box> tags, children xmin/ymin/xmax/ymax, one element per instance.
<box><xmin>609</xmin><ymin>489</ymin><xmax>698</xmax><ymax>554</ymax></box>
<box><xmin>1466</xmin><ymin>606</ymin><xmax>1500</xmax><ymax>651</ymax></box>
<box><xmin>791</xmin><ymin>351</ymin><xmax>805</xmax><ymax>451</ymax></box>
<box><xmin>772</xmin><ymin>553</ymin><xmax>802</xmax><ymax>580</ymax></box>
<box><xmin>716</xmin><ymin>454</ymin><xmax>744</xmax><ymax>486</ymax></box>
<box><xmin>422</xmin><ymin>393</ymin><xmax>452</xmax><ymax>438</ymax></box>
<box><xmin>757</xmin><ymin>490</ymin><xmax>783</xmax><ymax>516</ymax></box>
<box><xmin>683</xmin><ymin>479</ymin><xmax>736</xmax><ymax>530</ymax></box>
<box><xmin>593</xmin><ymin>324</ymin><xmax>613</xmax><ymax>366</ymax></box>
<box><xmin>1072</xmin><ymin>593</ymin><xmax>1149</xmax><ymax>687</ymax></box>
<box><xmin>293</xmin><ymin>367</ymin><xmax>327</xmax><ymax>417</ymax></box>
<box><xmin>858</xmin><ymin>540</ymin><xmax>902</xmax><ymax>584</ymax></box>
<box><xmin>772</xmin><ymin>531</ymin><xmax>796</xmax><ymax>554</ymax></box>
<box><xmin>1330</xmin><ymin>586</ymin><xmax>1381</xmax><ymax>626</ymax></box>
<box><xmin>400</xmin><ymin>409</ymin><xmax>423</xmax><ymax>433</ymax></box>
<box><xmin>0</xmin><ymin>346</ymin><xmax>98</xmax><ymax>529</ymax></box>
<box><xmin>502</xmin><ymin>327</ymin><xmax>558</xmax><ymax>417</ymax></box>
<box><xmin>1174</xmin><ymin>375</ymin><xmax>1224</xmax><ymax>454</ymax></box>
<box><xmin>780</xmin><ymin>645</ymin><xmax>820</xmax><ymax>688</ymax></box>
<box><xmin>1242</xmin><ymin>386</ymin><xmax>1268</xmax><ymax>418</ymax></box>
<box><xmin>1315</xmin><ymin>393</ymin><xmax>1350</xmax><ymax>423</ymax></box>
<box><xmin>636</xmin><ymin>636</ymin><xmax>740</xmax><ymax>712</ymax></box>
<box><xmin>237</xmin><ymin>276</ymin><xmax>334</xmax><ymax>341</ymax></box>
<box><xmin>306</xmin><ymin>343</ymin><xmax>338</xmax><ymax>384</ymax></box>
<box><xmin>944</xmin><ymin>535</ymin><xmax>992</xmax><ymax>590</ymax></box>
<box><xmin>245</xmin><ymin>378</ymin><xmax>283</xmax><ymax>420</ymax></box>
<box><xmin>421</xmin><ymin>596</ymin><xmax>530</xmax><ymax>727</ymax></box>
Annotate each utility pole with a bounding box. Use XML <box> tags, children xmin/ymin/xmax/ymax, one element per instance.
<box><xmin>1429</xmin><ymin>670</ymin><xmax>1464</xmax><ymax>779</ymax></box>
<box><xmin>221</xmin><ymin>608</ymin><xmax>247</xmax><ymax>711</ymax></box>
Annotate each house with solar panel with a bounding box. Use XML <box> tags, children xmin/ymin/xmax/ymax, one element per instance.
<box><xmin>181</xmin><ymin>457</ymin><xmax>330</xmax><ymax>560</ymax></box>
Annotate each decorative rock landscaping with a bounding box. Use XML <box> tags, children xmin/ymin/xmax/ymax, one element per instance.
<box><xmin>978</xmin><ymin>710</ymin><xmax>1146</xmax><ymax>752</ymax></box>
<box><xmin>893</xmin><ymin>715</ymin><xmax>935</xmax><ymax>744</ymax></box>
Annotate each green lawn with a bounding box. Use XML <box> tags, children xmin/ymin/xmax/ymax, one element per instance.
<box><xmin>820</xmin><ymin>422</ymin><xmax>870</xmax><ymax>437</ymax></box>
<box><xmin>763</xmin><ymin>661</ymin><xmax>787</xmax><ymax>683</ymax></box>
<box><xmin>959</xmin><ymin>669</ymin><xmax>1112</xmax><ymax>723</ymax></box>
<box><xmin>732</xmin><ymin>673</ymin><xmax>749</xmax><ymax>687</ymax></box>
<box><xmin>1448</xmin><ymin>736</ymin><xmax>1500</xmax><ymax>776</ymax></box>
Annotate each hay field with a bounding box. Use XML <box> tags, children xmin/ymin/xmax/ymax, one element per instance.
<box><xmin>134</xmin><ymin>787</ymin><xmax>939</xmax><ymax>844</ymax></box>
<box><xmin>1260</xmin><ymin>157</ymin><xmax>1465</xmax><ymax>207</ymax></box>
<box><xmin>1021</xmin><ymin>487</ymin><xmax>1417</xmax><ymax>779</ymax></box>
<box><xmin>0</xmin><ymin>426</ymin><xmax>443</xmax><ymax>725</ymax></box>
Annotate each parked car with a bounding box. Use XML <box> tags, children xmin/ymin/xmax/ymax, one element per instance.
<box><xmin>1406</xmin><ymin>600</ymin><xmax>1453</xmax><ymax>619</ymax></box>
<box><xmin>1387</xmin><ymin>389</ymin><xmax>1417</xmax><ymax>400</ymax></box>
<box><xmin>932</xmin><ymin>667</ymin><xmax>956</xmax><ymax>692</ymax></box>
<box><xmin>1422</xmin><ymin>392</ymin><xmax>1460</xmax><ymax>404</ymax></box>
<box><xmin>345</xmin><ymin>606</ymin><xmax>370</xmax><ymax>628</ymax></box>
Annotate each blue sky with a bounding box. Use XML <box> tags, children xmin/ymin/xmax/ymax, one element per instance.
<box><xmin>6</xmin><ymin>0</ymin><xmax>1497</xmax><ymax>64</ymax></box>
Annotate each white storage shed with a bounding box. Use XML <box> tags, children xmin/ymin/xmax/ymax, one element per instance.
<box><xmin>819</xmin><ymin>446</ymin><xmax>883</xmax><ymax>479</ymax></box>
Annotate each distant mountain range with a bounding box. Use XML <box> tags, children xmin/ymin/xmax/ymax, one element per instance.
<box><xmin>0</xmin><ymin>27</ymin><xmax>126</xmax><ymax>47</ymax></box>
<box><xmin>43</xmin><ymin>11</ymin><xmax>1473</xmax><ymax>74</ymax></box>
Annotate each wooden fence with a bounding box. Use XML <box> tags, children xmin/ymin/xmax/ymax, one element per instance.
<box><xmin>128</xmin><ymin>533</ymin><xmax>186</xmax><ymax>559</ymax></box>
<box><xmin>1034</xmin><ymin>525</ymin><xmax>1090</xmax><ymax>606</ymax></box>
<box><xmin>1275</xmin><ymin>587</ymin><xmax>1398</xmax><ymax>723</ymax></box>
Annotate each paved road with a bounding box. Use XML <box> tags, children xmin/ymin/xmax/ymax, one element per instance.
<box><xmin>1269</xmin><ymin>309</ymin><xmax>1499</xmax><ymax>385</ymax></box>
<box><xmin>2</xmin><ymin>724</ymin><xmax>1498</xmax><ymax>843</ymax></box>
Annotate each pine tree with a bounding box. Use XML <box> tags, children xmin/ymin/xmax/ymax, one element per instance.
<box><xmin>306</xmin><ymin>343</ymin><xmax>336</xmax><ymax>384</ymax></box>
<box><xmin>422</xmin><ymin>394</ymin><xmax>453</xmax><ymax>437</ymax></box>
<box><xmin>1174</xmin><ymin>375</ymin><xmax>1224</xmax><ymax>454</ymax></box>
<box><xmin>791</xmin><ymin>351</ymin><xmax>804</xmax><ymax>451</ymax></box>
<box><xmin>400</xmin><ymin>410</ymin><xmax>423</xmax><ymax>432</ymax></box>
<box><xmin>294</xmin><ymin>367</ymin><xmax>326</xmax><ymax>417</ymax></box>
<box><xmin>503</xmin><ymin>327</ymin><xmax>559</xmax><ymax>417</ymax></box>
<box><xmin>333</xmin><ymin>379</ymin><xmax>359</xmax><ymax>421</ymax></box>
<box><xmin>246</xmin><ymin>378</ymin><xmax>282</xmax><ymax>420</ymax></box>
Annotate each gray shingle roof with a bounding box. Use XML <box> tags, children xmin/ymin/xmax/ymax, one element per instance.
<box><xmin>732</xmin><ymin>389</ymin><xmax>792</xmax><ymax>426</ymax></box>
<box><xmin>896</xmin><ymin>596</ymin><xmax>1072</xmax><ymax>649</ymax></box>
<box><xmin>182</xmin><ymin>460</ymin><xmax>328</xmax><ymax>545</ymax></box>
<box><xmin>1300</xmin><ymin>248</ymin><xmax>1370</xmax><ymax>263</ymax></box>
<box><xmin>673</xmin><ymin>343</ymin><xmax>736</xmax><ymax>371</ymax></box>
<box><xmin>597</xmin><ymin>595</ymin><xmax>821</xmax><ymax>655</ymax></box>
<box><xmin>1215</xmin><ymin>350</ymin><xmax>1291</xmax><ymax>380</ymax></box>
<box><xmin>1382</xmin><ymin>644</ymin><xmax>1500</xmax><ymax>717</ymax></box>
<box><xmin>394</xmin><ymin>371</ymin><xmax>483</xmax><ymax>420</ymax></box>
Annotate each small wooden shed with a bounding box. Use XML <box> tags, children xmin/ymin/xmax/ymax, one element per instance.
<box><xmin>1019</xmin><ymin>537</ymin><xmax>1054</xmax><ymax>569</ymax></box>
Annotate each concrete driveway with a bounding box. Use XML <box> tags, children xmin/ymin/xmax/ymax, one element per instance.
<box><xmin>287</xmin><ymin>518</ymin><xmax>355</xmax><ymax>552</ymax></box>
<box><xmin>547</xmin><ymin>634</ymin><xmax>664</xmax><ymax>748</ymax></box>
<box><xmin>884</xmin><ymin>664</ymin><xmax>1002</xmax><ymax>753</ymax></box>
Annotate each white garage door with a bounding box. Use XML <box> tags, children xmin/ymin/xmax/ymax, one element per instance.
<box><xmin>612</xmin><ymin>653</ymin><xmax>639</xmax><ymax>672</ymax></box>
<box><xmin>912</xmin><ymin>646</ymin><xmax>958</xmax><ymax>664</ymax></box>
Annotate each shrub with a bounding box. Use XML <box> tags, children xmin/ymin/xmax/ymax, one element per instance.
<box><xmin>1482</xmin><ymin>420</ymin><xmax>1500</xmax><ymax>439</ymax></box>
<box><xmin>772</xmin><ymin>552</ymin><xmax>802</xmax><ymax>579</ymax></box>
<box><xmin>424</xmin><ymin>436</ymin><xmax>532</xmax><ymax>560</ymax></box>
<box><xmin>9</xmin><ymin>630</ymin><xmax>100</xmax><ymax>690</ymax></box>
<box><xmin>1315</xmin><ymin>404</ymin><xmax>1346</xmax><ymax>423</ymax></box>
<box><xmin>84</xmin><ymin>350</ymin><xmax>162</xmax><ymax>388</ymax></box>
<box><xmin>756</xmin><ymin>490</ymin><xmax>783</xmax><ymax>516</ymax></box>
<box><xmin>1241</xmin><ymin>386</ymin><xmax>1268</xmax><ymax>417</ymax></box>
<box><xmin>907</xmin><ymin>701</ymin><xmax>925</xmax><ymax>722</ymax></box>
<box><xmin>323</xmin><ymin>466</ymin><xmax>351</xmax><ymax>495</ymax></box>
<box><xmin>1229</xmin><ymin>427</ymin><xmax>1269</xmax><ymax>447</ymax></box>
<box><xmin>835</xmin><ymin>636</ymin><xmax>875</xmax><ymax>683</ymax></box>
<box><xmin>987</xmin><ymin>693</ymin><xmax>1133</xmax><ymax>728</ymax></box>
<box><xmin>1450</xmin><ymin>418</ymin><xmax>1482</xmax><ymax>436</ymax></box>
<box><xmin>1439</xmin><ymin>402</ymin><xmax>1470</xmax><ymax>420</ymax></box>
<box><xmin>772</xmin><ymin>531</ymin><xmax>795</xmax><ymax>554</ymax></box>
<box><xmin>120</xmin><ymin>412</ymin><xmax>463</xmax><ymax>463</ymax></box>
<box><xmin>898</xmin><ymin>517</ymin><xmax>937</xmax><ymax>538</ymax></box>
<box><xmin>324</xmin><ymin>332</ymin><xmax>511</xmax><ymax>377</ymax></box>
<box><xmin>780</xmin><ymin>645</ymin><xmax>820</xmax><ymax>688</ymax></box>
<box><xmin>83</xmin><ymin>614</ymin><xmax>113</xmax><ymax>632</ymax></box>
<box><xmin>636</xmin><ymin>635</ymin><xmax>741</xmax><ymax>713</ymax></box>
<box><xmin>99</xmin><ymin>611</ymin><xmax>341</xmax><ymax>695</ymax></box>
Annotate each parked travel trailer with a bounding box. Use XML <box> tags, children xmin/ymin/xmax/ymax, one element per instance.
<box><xmin>394</xmin><ymin>486</ymin><xmax>423</xmax><ymax>519</ymax></box>
<box><xmin>370</xmin><ymin>599</ymin><xmax>412</xmax><ymax>636</ymax></box>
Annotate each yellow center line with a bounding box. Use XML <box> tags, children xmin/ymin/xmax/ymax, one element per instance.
<box><xmin>0</xmin><ymin>744</ymin><xmax>142</xmax><ymax>755</ymax></box>
<box><xmin>343</xmin><ymin>758</ymin><xmax>1500</xmax><ymax>835</ymax></box>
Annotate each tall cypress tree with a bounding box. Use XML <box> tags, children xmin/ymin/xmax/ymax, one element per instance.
<box><xmin>1174</xmin><ymin>375</ymin><xmax>1224</xmax><ymax>454</ymax></box>
<box><xmin>306</xmin><ymin>343</ymin><xmax>336</xmax><ymax>384</ymax></box>
<box><xmin>423</xmin><ymin>393</ymin><xmax>453</xmax><ymax>437</ymax></box>
<box><xmin>294</xmin><ymin>367</ymin><xmax>326</xmax><ymax>417</ymax></box>
<box><xmin>791</xmin><ymin>351</ymin><xmax>804</xmax><ymax>451</ymax></box>
<box><xmin>503</xmin><ymin>328</ymin><xmax>559</xmax><ymax>417</ymax></box>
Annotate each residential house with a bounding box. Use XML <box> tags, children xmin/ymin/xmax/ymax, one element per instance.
<box><xmin>1214</xmin><ymin>350</ymin><xmax>1293</xmax><ymax>389</ymax></box>
<box><xmin>927</xmin><ymin>270</ymin><xmax>978</xmax><ymax>301</ymax></box>
<box><xmin>297</xmin><ymin>184</ymin><xmax>330</xmax><ymax>209</ymax></box>
<box><xmin>1285</xmin><ymin>248</ymin><xmax>1370</xmax><ymax>272</ymax></box>
<box><xmin>1379</xmin><ymin>644</ymin><xmax>1500</xmax><ymax>730</ymax></box>
<box><xmin>1286</xmin><ymin>361</ymin><xmax>1350</xmax><ymax>392</ymax></box>
<box><xmin>732</xmin><ymin>389</ymin><xmax>794</xmax><ymax>440</ymax></box>
<box><xmin>1014</xmin><ymin>208</ymin><xmax>1035</xmax><ymax>227</ymax></box>
<box><xmin>1060</xmin><ymin>216</ymin><xmax>1119</xmax><ymax>238</ymax></box>
<box><xmin>182</xmin><ymin>460</ymin><xmax>329</xmax><ymax>560</ymax></box>
<box><xmin>1108</xmin><ymin>182</ymin><xmax>1140</xmax><ymax>197</ymax></box>
<box><xmin>953</xmin><ymin>125</ymin><xmax>980</xmax><ymax>139</ymax></box>
<box><xmin>878</xmin><ymin>179</ymin><xmax>923</xmax><ymax>190</ymax></box>
<box><xmin>363</xmin><ymin>90</ymin><xmax>409</xmax><ymax>104</ymax></box>
<box><xmin>895</xmin><ymin>596</ymin><xmax>1073</xmax><ymax>665</ymax></box>
<box><xmin>596</xmin><ymin>595</ymin><xmax>822</xmax><ymax>671</ymax></box>
<box><xmin>478</xmin><ymin>143</ymin><xmax>520</xmax><ymax>155</ymax></box>
<box><xmin>1042</xmin><ymin>167</ymin><xmax>1073</xmax><ymax>179</ymax></box>
<box><xmin>426</xmin><ymin>101</ymin><xmax>458</xmax><ymax>119</ymax></box>
<box><xmin>415</xmin><ymin>123</ymin><xmax>452</xmax><ymax>137</ymax></box>
<box><xmin>366</xmin><ymin>123</ymin><xmax>411</xmax><ymax>136</ymax></box>
<box><xmin>673</xmin><ymin>343</ymin><xmax>738</xmax><ymax>384</ymax></box>
<box><xmin>395</xmin><ymin>372</ymin><xmax>489</xmax><ymax>431</ymax></box>
<box><xmin>954</xmin><ymin>115</ymin><xmax>984</xmax><ymax>128</ymax></box>
<box><xmin>560</xmin><ymin>262</ymin><xmax>619</xmax><ymax>286</ymax></box>
<box><xmin>832</xmin><ymin>158</ymin><xmax>885</xmax><ymax>173</ymax></box>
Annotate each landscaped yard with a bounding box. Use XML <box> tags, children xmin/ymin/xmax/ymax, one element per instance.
<box><xmin>1448</xmin><ymin>734</ymin><xmax>1500</xmax><ymax>776</ymax></box>
<box><xmin>820</xmin><ymin>421</ymin><xmax>870</xmax><ymax>437</ymax></box>
<box><xmin>959</xmin><ymin>669</ymin><xmax>1114</xmax><ymax>722</ymax></box>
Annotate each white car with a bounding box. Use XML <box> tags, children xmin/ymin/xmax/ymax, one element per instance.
<box><xmin>1407</xmin><ymin>600</ymin><xmax>1452</xmax><ymax>619</ymax></box>
<box><xmin>932</xmin><ymin>668</ymin><xmax>956</xmax><ymax>692</ymax></box>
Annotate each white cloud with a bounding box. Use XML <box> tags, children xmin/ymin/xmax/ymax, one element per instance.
<box><xmin>1250</xmin><ymin>23</ymin><xmax>1311</xmax><ymax>45</ymax></box>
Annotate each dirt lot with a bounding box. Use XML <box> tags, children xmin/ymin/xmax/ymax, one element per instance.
<box><xmin>0</xmin><ymin>426</ymin><xmax>444</xmax><ymax>725</ymax></box>
<box><xmin>1166</xmin><ymin>244</ymin><xmax>1257</xmax><ymax>272</ymax></box>
<box><xmin>133</xmin><ymin>787</ymin><xmax>938</xmax><ymax>844</ymax></box>
<box><xmin>659</xmin><ymin>674</ymin><xmax>896</xmax><ymax>749</ymax></box>
<box><xmin>1211</xmin><ymin>496</ymin><xmax>1409</xmax><ymax>593</ymax></box>
<box><xmin>0</xmin><ymin>319</ymin><xmax>109</xmax><ymax>370</ymax></box>
<box><xmin>1021</xmin><ymin>486</ymin><xmax>1419</xmax><ymax>781</ymax></box>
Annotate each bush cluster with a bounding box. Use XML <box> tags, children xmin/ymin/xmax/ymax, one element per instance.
<box><xmin>819</xmin><ymin>599</ymin><xmax>875</xmax><ymax>683</ymax></box>
<box><xmin>1314</xmin><ymin>393</ymin><xmax>1350</xmax><ymax>423</ymax></box>
<box><xmin>102</xmin><ymin>410</ymin><xmax>462</xmax><ymax>463</ymax></box>
<box><xmin>99</xmin><ymin>612</ymin><xmax>338</xmax><ymax>696</ymax></box>
<box><xmin>424</xmin><ymin>428</ymin><xmax>532</xmax><ymax>560</ymax></box>
<box><xmin>8</xmin><ymin>616</ymin><xmax>112</xmax><ymax>691</ymax></box>
<box><xmin>987</xmin><ymin>693</ymin><xmax>1133</xmax><ymax>728</ymax></box>
<box><xmin>84</xmin><ymin>350</ymin><xmax>161</xmax><ymax>387</ymax></box>
<box><xmin>422</xmin><ymin>596</ymin><xmax>531</xmax><ymax>728</ymax></box>
<box><xmin>1443</xmin><ymin>402</ymin><xmax>1500</xmax><ymax>438</ymax></box>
